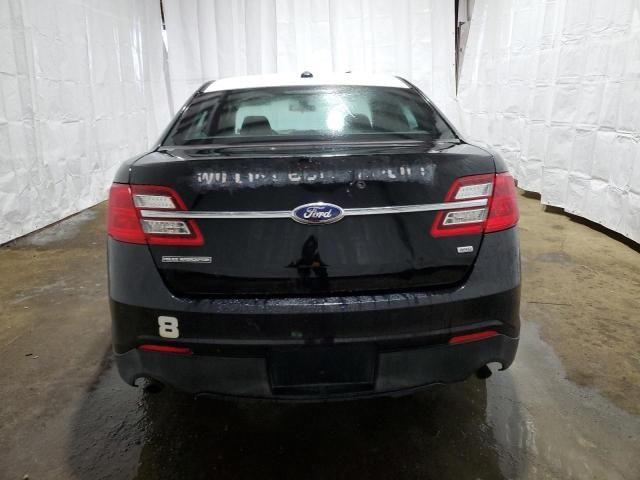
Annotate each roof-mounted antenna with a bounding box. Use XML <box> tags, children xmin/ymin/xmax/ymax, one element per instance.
<box><xmin>300</xmin><ymin>71</ymin><xmax>313</xmax><ymax>78</ymax></box>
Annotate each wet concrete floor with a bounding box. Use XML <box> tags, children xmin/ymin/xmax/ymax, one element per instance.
<box><xmin>0</xmin><ymin>194</ymin><xmax>638</xmax><ymax>479</ymax></box>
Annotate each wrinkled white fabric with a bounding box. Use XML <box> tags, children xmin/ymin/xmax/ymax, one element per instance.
<box><xmin>0</xmin><ymin>0</ymin><xmax>169</xmax><ymax>244</ymax></box>
<box><xmin>8</xmin><ymin>0</ymin><xmax>636</xmax><ymax>245</ymax></box>
<box><xmin>162</xmin><ymin>0</ymin><xmax>457</xmax><ymax>119</ymax></box>
<box><xmin>458</xmin><ymin>0</ymin><xmax>640</xmax><ymax>243</ymax></box>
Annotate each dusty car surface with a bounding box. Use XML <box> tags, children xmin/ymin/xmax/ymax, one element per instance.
<box><xmin>107</xmin><ymin>72</ymin><xmax>520</xmax><ymax>400</ymax></box>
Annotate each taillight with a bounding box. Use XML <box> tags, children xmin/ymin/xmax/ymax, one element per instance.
<box><xmin>107</xmin><ymin>184</ymin><xmax>146</xmax><ymax>244</ymax></box>
<box><xmin>431</xmin><ymin>172</ymin><xmax>519</xmax><ymax>237</ymax></box>
<box><xmin>107</xmin><ymin>183</ymin><xmax>204</xmax><ymax>246</ymax></box>
<box><xmin>485</xmin><ymin>173</ymin><xmax>520</xmax><ymax>233</ymax></box>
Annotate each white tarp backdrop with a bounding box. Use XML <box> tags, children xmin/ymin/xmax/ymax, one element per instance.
<box><xmin>458</xmin><ymin>0</ymin><xmax>640</xmax><ymax>243</ymax></box>
<box><xmin>162</xmin><ymin>0</ymin><xmax>457</xmax><ymax>119</ymax></box>
<box><xmin>3</xmin><ymin>0</ymin><xmax>639</xmax><ymax>245</ymax></box>
<box><xmin>0</xmin><ymin>0</ymin><xmax>169</xmax><ymax>244</ymax></box>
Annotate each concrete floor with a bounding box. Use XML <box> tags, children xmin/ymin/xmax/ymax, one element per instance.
<box><xmin>0</xmin><ymin>193</ymin><xmax>638</xmax><ymax>480</ymax></box>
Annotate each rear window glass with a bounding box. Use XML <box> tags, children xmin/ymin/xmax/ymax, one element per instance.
<box><xmin>163</xmin><ymin>86</ymin><xmax>457</xmax><ymax>146</ymax></box>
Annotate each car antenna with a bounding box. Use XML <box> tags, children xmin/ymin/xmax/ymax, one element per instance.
<box><xmin>300</xmin><ymin>71</ymin><xmax>313</xmax><ymax>78</ymax></box>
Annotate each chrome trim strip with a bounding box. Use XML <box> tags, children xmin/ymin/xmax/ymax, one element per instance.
<box><xmin>141</xmin><ymin>210</ymin><xmax>293</xmax><ymax>219</ymax></box>
<box><xmin>343</xmin><ymin>199</ymin><xmax>487</xmax><ymax>216</ymax></box>
<box><xmin>139</xmin><ymin>199</ymin><xmax>488</xmax><ymax>219</ymax></box>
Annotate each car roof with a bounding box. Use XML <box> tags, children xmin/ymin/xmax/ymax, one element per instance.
<box><xmin>202</xmin><ymin>73</ymin><xmax>409</xmax><ymax>93</ymax></box>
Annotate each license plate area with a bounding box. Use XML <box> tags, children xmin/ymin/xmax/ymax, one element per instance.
<box><xmin>268</xmin><ymin>345</ymin><xmax>376</xmax><ymax>396</ymax></box>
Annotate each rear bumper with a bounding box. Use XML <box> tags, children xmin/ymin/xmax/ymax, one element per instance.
<box><xmin>108</xmin><ymin>228</ymin><xmax>521</xmax><ymax>399</ymax></box>
<box><xmin>115</xmin><ymin>334</ymin><xmax>518</xmax><ymax>400</ymax></box>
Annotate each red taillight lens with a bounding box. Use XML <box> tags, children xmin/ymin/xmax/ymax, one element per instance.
<box><xmin>107</xmin><ymin>183</ymin><xmax>204</xmax><ymax>246</ymax></box>
<box><xmin>431</xmin><ymin>172</ymin><xmax>519</xmax><ymax>237</ymax></box>
<box><xmin>108</xmin><ymin>184</ymin><xmax>146</xmax><ymax>244</ymax></box>
<box><xmin>485</xmin><ymin>173</ymin><xmax>519</xmax><ymax>233</ymax></box>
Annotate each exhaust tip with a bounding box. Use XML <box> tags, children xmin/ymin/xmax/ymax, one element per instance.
<box><xmin>476</xmin><ymin>365</ymin><xmax>492</xmax><ymax>380</ymax></box>
<box><xmin>139</xmin><ymin>377</ymin><xmax>165</xmax><ymax>394</ymax></box>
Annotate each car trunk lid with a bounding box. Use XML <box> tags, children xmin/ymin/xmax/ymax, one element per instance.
<box><xmin>129</xmin><ymin>141</ymin><xmax>496</xmax><ymax>297</ymax></box>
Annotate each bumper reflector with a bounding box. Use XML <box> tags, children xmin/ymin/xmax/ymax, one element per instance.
<box><xmin>138</xmin><ymin>344</ymin><xmax>193</xmax><ymax>355</ymax></box>
<box><xmin>448</xmin><ymin>330</ymin><xmax>498</xmax><ymax>344</ymax></box>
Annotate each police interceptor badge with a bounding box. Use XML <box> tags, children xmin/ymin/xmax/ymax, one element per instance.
<box><xmin>161</xmin><ymin>256</ymin><xmax>212</xmax><ymax>264</ymax></box>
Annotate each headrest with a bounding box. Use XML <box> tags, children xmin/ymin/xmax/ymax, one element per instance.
<box><xmin>371</xmin><ymin>102</ymin><xmax>409</xmax><ymax>132</ymax></box>
<box><xmin>344</xmin><ymin>113</ymin><xmax>372</xmax><ymax>132</ymax></box>
<box><xmin>239</xmin><ymin>116</ymin><xmax>274</xmax><ymax>135</ymax></box>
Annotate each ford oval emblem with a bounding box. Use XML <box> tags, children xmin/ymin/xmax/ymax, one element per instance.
<box><xmin>291</xmin><ymin>202</ymin><xmax>345</xmax><ymax>225</ymax></box>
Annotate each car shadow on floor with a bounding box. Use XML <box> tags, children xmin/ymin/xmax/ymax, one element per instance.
<box><xmin>67</xmin><ymin>350</ymin><xmax>527</xmax><ymax>480</ymax></box>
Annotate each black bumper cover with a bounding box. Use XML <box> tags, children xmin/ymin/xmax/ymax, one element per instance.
<box><xmin>109</xmin><ymin>228</ymin><xmax>521</xmax><ymax>400</ymax></box>
<box><xmin>116</xmin><ymin>334</ymin><xmax>518</xmax><ymax>400</ymax></box>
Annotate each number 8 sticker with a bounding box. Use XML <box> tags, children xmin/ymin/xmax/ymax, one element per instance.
<box><xmin>158</xmin><ymin>316</ymin><xmax>179</xmax><ymax>338</ymax></box>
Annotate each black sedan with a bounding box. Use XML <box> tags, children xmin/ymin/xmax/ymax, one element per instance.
<box><xmin>107</xmin><ymin>72</ymin><xmax>520</xmax><ymax>400</ymax></box>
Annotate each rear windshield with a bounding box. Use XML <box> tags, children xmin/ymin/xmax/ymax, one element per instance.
<box><xmin>162</xmin><ymin>86</ymin><xmax>457</xmax><ymax>146</ymax></box>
